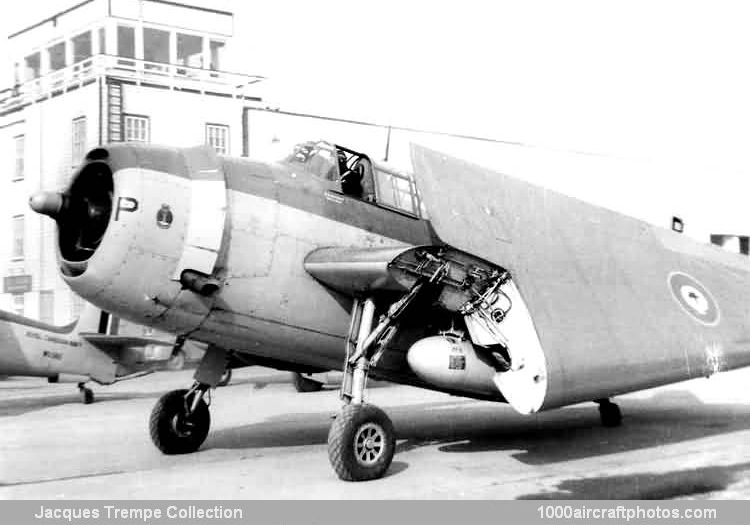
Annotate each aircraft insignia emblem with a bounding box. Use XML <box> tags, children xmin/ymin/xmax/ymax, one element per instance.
<box><xmin>668</xmin><ymin>272</ymin><xmax>720</xmax><ymax>326</ymax></box>
<box><xmin>156</xmin><ymin>204</ymin><xmax>173</xmax><ymax>229</ymax></box>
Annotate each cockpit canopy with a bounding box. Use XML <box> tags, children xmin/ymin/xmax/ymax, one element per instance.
<box><xmin>282</xmin><ymin>140</ymin><xmax>340</xmax><ymax>181</ymax></box>
<box><xmin>280</xmin><ymin>140</ymin><xmax>425</xmax><ymax>218</ymax></box>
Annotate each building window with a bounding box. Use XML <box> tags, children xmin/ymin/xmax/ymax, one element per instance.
<box><xmin>48</xmin><ymin>41</ymin><xmax>66</xmax><ymax>71</ymax></box>
<box><xmin>144</xmin><ymin>28</ymin><xmax>170</xmax><ymax>64</ymax></box>
<box><xmin>70</xmin><ymin>293</ymin><xmax>85</xmax><ymax>320</ymax></box>
<box><xmin>117</xmin><ymin>25</ymin><xmax>135</xmax><ymax>59</ymax></box>
<box><xmin>72</xmin><ymin>117</ymin><xmax>87</xmax><ymax>166</ymax></box>
<box><xmin>24</xmin><ymin>53</ymin><xmax>40</xmax><ymax>80</ymax></box>
<box><xmin>206</xmin><ymin>124</ymin><xmax>229</xmax><ymax>155</ymax></box>
<box><xmin>14</xmin><ymin>135</ymin><xmax>25</xmax><ymax>181</ymax></box>
<box><xmin>72</xmin><ymin>31</ymin><xmax>92</xmax><ymax>64</ymax></box>
<box><xmin>209</xmin><ymin>40</ymin><xmax>225</xmax><ymax>71</ymax></box>
<box><xmin>124</xmin><ymin>115</ymin><xmax>150</xmax><ymax>142</ymax></box>
<box><xmin>12</xmin><ymin>293</ymin><xmax>24</xmax><ymax>316</ymax></box>
<box><xmin>12</xmin><ymin>215</ymin><xmax>24</xmax><ymax>259</ymax></box>
<box><xmin>177</xmin><ymin>33</ymin><xmax>203</xmax><ymax>68</ymax></box>
<box><xmin>40</xmin><ymin>291</ymin><xmax>54</xmax><ymax>324</ymax></box>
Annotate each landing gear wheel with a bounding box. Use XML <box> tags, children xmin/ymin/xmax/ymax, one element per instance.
<box><xmin>328</xmin><ymin>404</ymin><xmax>395</xmax><ymax>481</ymax></box>
<box><xmin>217</xmin><ymin>368</ymin><xmax>232</xmax><ymax>387</ymax></box>
<box><xmin>78</xmin><ymin>383</ymin><xmax>94</xmax><ymax>404</ymax></box>
<box><xmin>80</xmin><ymin>386</ymin><xmax>94</xmax><ymax>404</ymax></box>
<box><xmin>597</xmin><ymin>399</ymin><xmax>622</xmax><ymax>427</ymax></box>
<box><xmin>293</xmin><ymin>372</ymin><xmax>323</xmax><ymax>393</ymax></box>
<box><xmin>150</xmin><ymin>389</ymin><xmax>210</xmax><ymax>454</ymax></box>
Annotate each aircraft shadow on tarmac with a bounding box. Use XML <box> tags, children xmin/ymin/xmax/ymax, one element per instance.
<box><xmin>209</xmin><ymin>388</ymin><xmax>750</xmax><ymax>493</ymax></box>
<box><xmin>0</xmin><ymin>371</ymin><xmax>337</xmax><ymax>417</ymax></box>
<box><xmin>0</xmin><ymin>392</ymin><xmax>159</xmax><ymax>417</ymax></box>
<box><xmin>516</xmin><ymin>460</ymin><xmax>750</xmax><ymax>499</ymax></box>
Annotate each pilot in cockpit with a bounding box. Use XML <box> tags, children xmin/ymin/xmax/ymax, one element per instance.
<box><xmin>338</xmin><ymin>150</ymin><xmax>364</xmax><ymax>199</ymax></box>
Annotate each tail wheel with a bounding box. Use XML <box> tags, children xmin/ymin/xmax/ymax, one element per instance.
<box><xmin>81</xmin><ymin>387</ymin><xmax>94</xmax><ymax>404</ymax></box>
<box><xmin>328</xmin><ymin>404</ymin><xmax>395</xmax><ymax>481</ymax></box>
<box><xmin>598</xmin><ymin>399</ymin><xmax>622</xmax><ymax>427</ymax></box>
<box><xmin>149</xmin><ymin>389</ymin><xmax>210</xmax><ymax>454</ymax></box>
<box><xmin>293</xmin><ymin>372</ymin><xmax>323</xmax><ymax>393</ymax></box>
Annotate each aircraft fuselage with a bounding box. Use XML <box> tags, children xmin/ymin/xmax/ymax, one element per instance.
<box><xmin>52</xmin><ymin>145</ymin><xmax>434</xmax><ymax>378</ymax></box>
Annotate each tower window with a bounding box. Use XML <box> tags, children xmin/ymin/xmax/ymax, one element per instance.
<box><xmin>98</xmin><ymin>27</ymin><xmax>106</xmax><ymax>55</ymax></box>
<box><xmin>209</xmin><ymin>40</ymin><xmax>225</xmax><ymax>71</ymax></box>
<box><xmin>144</xmin><ymin>28</ymin><xmax>170</xmax><ymax>64</ymax></box>
<box><xmin>24</xmin><ymin>53</ymin><xmax>40</xmax><ymax>80</ymax></box>
<box><xmin>117</xmin><ymin>25</ymin><xmax>135</xmax><ymax>59</ymax></box>
<box><xmin>177</xmin><ymin>33</ymin><xmax>203</xmax><ymax>68</ymax></box>
<box><xmin>72</xmin><ymin>31</ymin><xmax>92</xmax><ymax>64</ymax></box>
<box><xmin>48</xmin><ymin>42</ymin><xmax>66</xmax><ymax>71</ymax></box>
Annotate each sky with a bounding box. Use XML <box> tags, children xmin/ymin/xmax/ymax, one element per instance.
<box><xmin>3</xmin><ymin>0</ymin><xmax>750</xmax><ymax>240</ymax></box>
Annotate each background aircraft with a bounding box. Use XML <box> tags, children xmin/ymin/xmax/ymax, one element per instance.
<box><xmin>30</xmin><ymin>140</ymin><xmax>750</xmax><ymax>481</ymax></box>
<box><xmin>0</xmin><ymin>302</ymin><xmax>202</xmax><ymax>403</ymax></box>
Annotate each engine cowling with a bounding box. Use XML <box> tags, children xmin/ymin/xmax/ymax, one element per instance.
<box><xmin>29</xmin><ymin>144</ymin><xmax>225</xmax><ymax>335</ymax></box>
<box><xmin>406</xmin><ymin>334</ymin><xmax>499</xmax><ymax>397</ymax></box>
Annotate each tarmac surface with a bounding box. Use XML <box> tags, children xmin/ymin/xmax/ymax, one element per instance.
<box><xmin>2</xmin><ymin>366</ymin><xmax>750</xmax><ymax>499</ymax></box>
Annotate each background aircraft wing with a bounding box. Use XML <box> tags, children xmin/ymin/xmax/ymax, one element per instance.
<box><xmin>79</xmin><ymin>333</ymin><xmax>172</xmax><ymax>354</ymax></box>
<box><xmin>410</xmin><ymin>144</ymin><xmax>750</xmax><ymax>409</ymax></box>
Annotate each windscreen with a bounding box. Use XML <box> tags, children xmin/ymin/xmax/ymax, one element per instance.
<box><xmin>281</xmin><ymin>141</ymin><xmax>339</xmax><ymax>181</ymax></box>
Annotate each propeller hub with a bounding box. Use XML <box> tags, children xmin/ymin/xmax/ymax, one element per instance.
<box><xmin>29</xmin><ymin>191</ymin><xmax>65</xmax><ymax>221</ymax></box>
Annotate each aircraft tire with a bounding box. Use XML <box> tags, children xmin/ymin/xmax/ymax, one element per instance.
<box><xmin>292</xmin><ymin>372</ymin><xmax>323</xmax><ymax>393</ymax></box>
<box><xmin>598</xmin><ymin>401</ymin><xmax>622</xmax><ymax>427</ymax></box>
<box><xmin>328</xmin><ymin>403</ymin><xmax>395</xmax><ymax>481</ymax></box>
<box><xmin>81</xmin><ymin>387</ymin><xmax>94</xmax><ymax>405</ymax></box>
<box><xmin>149</xmin><ymin>389</ymin><xmax>210</xmax><ymax>454</ymax></box>
<box><xmin>217</xmin><ymin>369</ymin><xmax>232</xmax><ymax>387</ymax></box>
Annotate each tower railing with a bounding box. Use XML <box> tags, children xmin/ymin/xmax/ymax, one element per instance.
<box><xmin>1</xmin><ymin>54</ymin><xmax>264</xmax><ymax>112</ymax></box>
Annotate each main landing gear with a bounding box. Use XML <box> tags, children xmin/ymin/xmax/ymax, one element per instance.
<box><xmin>328</xmin><ymin>269</ymin><xmax>443</xmax><ymax>481</ymax></box>
<box><xmin>149</xmin><ymin>345</ymin><xmax>227</xmax><ymax>454</ymax></box>
<box><xmin>596</xmin><ymin>398</ymin><xmax>622</xmax><ymax>427</ymax></box>
<box><xmin>328</xmin><ymin>297</ymin><xmax>396</xmax><ymax>481</ymax></box>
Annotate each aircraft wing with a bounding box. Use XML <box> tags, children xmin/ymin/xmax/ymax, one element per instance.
<box><xmin>409</xmin><ymin>144</ymin><xmax>750</xmax><ymax>409</ymax></box>
<box><xmin>79</xmin><ymin>333</ymin><xmax>172</xmax><ymax>354</ymax></box>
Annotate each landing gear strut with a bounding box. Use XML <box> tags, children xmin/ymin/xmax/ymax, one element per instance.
<box><xmin>78</xmin><ymin>382</ymin><xmax>94</xmax><ymax>404</ymax></box>
<box><xmin>596</xmin><ymin>398</ymin><xmax>622</xmax><ymax>427</ymax></box>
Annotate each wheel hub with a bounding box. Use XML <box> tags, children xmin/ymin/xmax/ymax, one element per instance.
<box><xmin>354</xmin><ymin>423</ymin><xmax>385</xmax><ymax>466</ymax></box>
<box><xmin>171</xmin><ymin>414</ymin><xmax>194</xmax><ymax>437</ymax></box>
